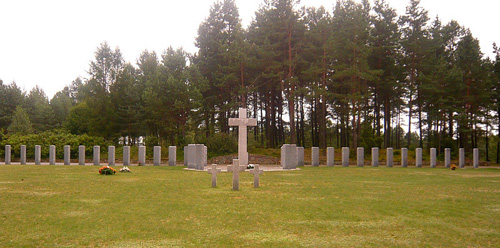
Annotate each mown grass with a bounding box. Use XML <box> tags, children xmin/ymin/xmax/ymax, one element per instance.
<box><xmin>0</xmin><ymin>165</ymin><xmax>499</xmax><ymax>247</ymax></box>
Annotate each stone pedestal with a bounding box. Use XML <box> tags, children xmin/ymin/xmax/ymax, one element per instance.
<box><xmin>49</xmin><ymin>145</ymin><xmax>56</xmax><ymax>165</ymax></box>
<box><xmin>183</xmin><ymin>146</ymin><xmax>188</xmax><ymax>166</ymax></box>
<box><xmin>93</xmin><ymin>146</ymin><xmax>100</xmax><ymax>165</ymax></box>
<box><xmin>459</xmin><ymin>148</ymin><xmax>465</xmax><ymax>168</ymax></box>
<box><xmin>138</xmin><ymin>146</ymin><xmax>146</xmax><ymax>165</ymax></box>
<box><xmin>311</xmin><ymin>147</ymin><xmax>319</xmax><ymax>167</ymax></box>
<box><xmin>108</xmin><ymin>146</ymin><xmax>115</xmax><ymax>166</ymax></box>
<box><xmin>35</xmin><ymin>145</ymin><xmax>41</xmax><ymax>165</ymax></box>
<box><xmin>5</xmin><ymin>145</ymin><xmax>11</xmax><ymax>165</ymax></box>
<box><xmin>473</xmin><ymin>148</ymin><xmax>479</xmax><ymax>168</ymax></box>
<box><xmin>386</xmin><ymin>148</ymin><xmax>393</xmax><ymax>167</ymax></box>
<box><xmin>203</xmin><ymin>146</ymin><xmax>208</xmax><ymax>167</ymax></box>
<box><xmin>416</xmin><ymin>148</ymin><xmax>422</xmax><ymax>168</ymax></box>
<box><xmin>123</xmin><ymin>146</ymin><xmax>130</xmax><ymax>166</ymax></box>
<box><xmin>20</xmin><ymin>145</ymin><xmax>26</xmax><ymax>165</ymax></box>
<box><xmin>281</xmin><ymin>144</ymin><xmax>297</xmax><ymax>169</ymax></box>
<box><xmin>169</xmin><ymin>146</ymin><xmax>176</xmax><ymax>166</ymax></box>
<box><xmin>187</xmin><ymin>144</ymin><xmax>204</xmax><ymax>170</ymax></box>
<box><xmin>297</xmin><ymin>147</ymin><xmax>304</xmax><ymax>167</ymax></box>
<box><xmin>342</xmin><ymin>147</ymin><xmax>349</xmax><ymax>167</ymax></box>
<box><xmin>154</xmin><ymin>146</ymin><xmax>161</xmax><ymax>166</ymax></box>
<box><xmin>445</xmin><ymin>148</ymin><xmax>451</xmax><ymax>168</ymax></box>
<box><xmin>371</xmin><ymin>147</ymin><xmax>379</xmax><ymax>167</ymax></box>
<box><xmin>327</xmin><ymin>147</ymin><xmax>335</xmax><ymax>167</ymax></box>
<box><xmin>357</xmin><ymin>147</ymin><xmax>364</xmax><ymax>167</ymax></box>
<box><xmin>64</xmin><ymin>145</ymin><xmax>70</xmax><ymax>165</ymax></box>
<box><xmin>79</xmin><ymin>145</ymin><xmax>85</xmax><ymax>165</ymax></box>
<box><xmin>430</xmin><ymin>148</ymin><xmax>436</xmax><ymax>168</ymax></box>
<box><xmin>401</xmin><ymin>148</ymin><xmax>408</xmax><ymax>168</ymax></box>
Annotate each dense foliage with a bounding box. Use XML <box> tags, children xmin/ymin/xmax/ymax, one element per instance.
<box><xmin>0</xmin><ymin>0</ymin><xmax>499</xmax><ymax>161</ymax></box>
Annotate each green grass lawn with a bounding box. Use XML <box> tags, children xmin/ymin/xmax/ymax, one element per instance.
<box><xmin>1</xmin><ymin>165</ymin><xmax>499</xmax><ymax>247</ymax></box>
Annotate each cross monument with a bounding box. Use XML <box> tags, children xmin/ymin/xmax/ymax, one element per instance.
<box><xmin>227</xmin><ymin>159</ymin><xmax>246</xmax><ymax>190</ymax></box>
<box><xmin>207</xmin><ymin>164</ymin><xmax>221</xmax><ymax>187</ymax></box>
<box><xmin>229</xmin><ymin>108</ymin><xmax>257</xmax><ymax>166</ymax></box>
<box><xmin>249</xmin><ymin>164</ymin><xmax>264</xmax><ymax>188</ymax></box>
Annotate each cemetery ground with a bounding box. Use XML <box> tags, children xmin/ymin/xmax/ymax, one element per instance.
<box><xmin>1</xmin><ymin>165</ymin><xmax>500</xmax><ymax>247</ymax></box>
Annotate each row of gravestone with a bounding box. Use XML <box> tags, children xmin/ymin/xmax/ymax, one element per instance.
<box><xmin>282</xmin><ymin>145</ymin><xmax>481</xmax><ymax>168</ymax></box>
<box><xmin>1</xmin><ymin>145</ymin><xmax>177</xmax><ymax>166</ymax></box>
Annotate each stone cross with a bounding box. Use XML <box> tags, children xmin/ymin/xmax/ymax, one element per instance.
<box><xmin>249</xmin><ymin>164</ymin><xmax>263</xmax><ymax>188</ymax></box>
<box><xmin>227</xmin><ymin>159</ymin><xmax>246</xmax><ymax>191</ymax></box>
<box><xmin>229</xmin><ymin>108</ymin><xmax>257</xmax><ymax>166</ymax></box>
<box><xmin>207</xmin><ymin>164</ymin><xmax>221</xmax><ymax>187</ymax></box>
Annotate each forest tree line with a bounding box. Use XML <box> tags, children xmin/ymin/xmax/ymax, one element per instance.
<box><xmin>1</xmin><ymin>0</ymin><xmax>500</xmax><ymax>161</ymax></box>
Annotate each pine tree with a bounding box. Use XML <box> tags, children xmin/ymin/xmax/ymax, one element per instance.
<box><xmin>7</xmin><ymin>106</ymin><xmax>33</xmax><ymax>134</ymax></box>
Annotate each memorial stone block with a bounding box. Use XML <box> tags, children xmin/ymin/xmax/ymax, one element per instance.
<box><xmin>64</xmin><ymin>145</ymin><xmax>70</xmax><ymax>165</ymax></box>
<box><xmin>297</xmin><ymin>147</ymin><xmax>304</xmax><ymax>167</ymax></box>
<box><xmin>473</xmin><ymin>148</ymin><xmax>479</xmax><ymax>168</ymax></box>
<box><xmin>386</xmin><ymin>148</ymin><xmax>393</xmax><ymax>167</ymax></box>
<box><xmin>123</xmin><ymin>146</ymin><xmax>131</xmax><ymax>166</ymax></box>
<box><xmin>35</xmin><ymin>145</ymin><xmax>41</xmax><ymax>165</ymax></box>
<box><xmin>138</xmin><ymin>146</ymin><xmax>146</xmax><ymax>165</ymax></box>
<box><xmin>49</xmin><ymin>145</ymin><xmax>56</xmax><ymax>165</ymax></box>
<box><xmin>342</xmin><ymin>147</ymin><xmax>349</xmax><ymax>167</ymax></box>
<box><xmin>311</xmin><ymin>147</ymin><xmax>319</xmax><ymax>167</ymax></box>
<box><xmin>93</xmin><ymin>146</ymin><xmax>100</xmax><ymax>165</ymax></box>
<box><xmin>154</xmin><ymin>146</ymin><xmax>161</xmax><ymax>166</ymax></box>
<box><xmin>108</xmin><ymin>146</ymin><xmax>115</xmax><ymax>166</ymax></box>
<box><xmin>169</xmin><ymin>146</ymin><xmax>176</xmax><ymax>166</ymax></box>
<box><xmin>459</xmin><ymin>148</ymin><xmax>465</xmax><ymax>168</ymax></box>
<box><xmin>371</xmin><ymin>147</ymin><xmax>379</xmax><ymax>167</ymax></box>
<box><xmin>445</xmin><ymin>148</ymin><xmax>451</xmax><ymax>168</ymax></box>
<box><xmin>20</xmin><ymin>145</ymin><xmax>26</xmax><ymax>165</ymax></box>
<box><xmin>327</xmin><ymin>147</ymin><xmax>335</xmax><ymax>167</ymax></box>
<box><xmin>79</xmin><ymin>145</ymin><xmax>85</xmax><ymax>165</ymax></box>
<box><xmin>249</xmin><ymin>164</ymin><xmax>263</xmax><ymax>188</ymax></box>
<box><xmin>401</xmin><ymin>148</ymin><xmax>408</xmax><ymax>168</ymax></box>
<box><xmin>416</xmin><ymin>148</ymin><xmax>422</xmax><ymax>168</ymax></box>
<box><xmin>5</xmin><ymin>145</ymin><xmax>11</xmax><ymax>165</ymax></box>
<box><xmin>357</xmin><ymin>147</ymin><xmax>364</xmax><ymax>167</ymax></box>
<box><xmin>430</xmin><ymin>148</ymin><xmax>437</xmax><ymax>168</ymax></box>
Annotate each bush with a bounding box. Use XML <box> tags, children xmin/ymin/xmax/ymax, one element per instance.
<box><xmin>206</xmin><ymin>133</ymin><xmax>237</xmax><ymax>157</ymax></box>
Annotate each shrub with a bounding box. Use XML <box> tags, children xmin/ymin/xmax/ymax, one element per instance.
<box><xmin>206</xmin><ymin>133</ymin><xmax>237</xmax><ymax>157</ymax></box>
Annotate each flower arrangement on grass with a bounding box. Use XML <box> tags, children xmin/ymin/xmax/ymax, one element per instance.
<box><xmin>99</xmin><ymin>166</ymin><xmax>116</xmax><ymax>175</ymax></box>
<box><xmin>247</xmin><ymin>164</ymin><xmax>255</xmax><ymax>169</ymax></box>
<box><xmin>450</xmin><ymin>164</ymin><xmax>457</xmax><ymax>170</ymax></box>
<box><xmin>120</xmin><ymin>166</ymin><xmax>131</xmax><ymax>172</ymax></box>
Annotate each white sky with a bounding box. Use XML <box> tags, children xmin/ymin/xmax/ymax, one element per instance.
<box><xmin>0</xmin><ymin>0</ymin><xmax>499</xmax><ymax>98</ymax></box>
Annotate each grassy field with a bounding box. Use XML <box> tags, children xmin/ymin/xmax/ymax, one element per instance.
<box><xmin>0</xmin><ymin>165</ymin><xmax>499</xmax><ymax>247</ymax></box>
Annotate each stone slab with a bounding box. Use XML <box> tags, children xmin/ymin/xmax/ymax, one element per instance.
<box><xmin>459</xmin><ymin>148</ymin><xmax>465</xmax><ymax>168</ymax></box>
<box><xmin>93</xmin><ymin>146</ymin><xmax>100</xmax><ymax>165</ymax></box>
<box><xmin>416</xmin><ymin>148</ymin><xmax>422</xmax><ymax>168</ymax></box>
<box><xmin>5</xmin><ymin>145</ymin><xmax>11</xmax><ymax>165</ymax></box>
<box><xmin>311</xmin><ymin>147</ymin><xmax>319</xmax><ymax>167</ymax></box>
<box><xmin>386</xmin><ymin>148</ymin><xmax>393</xmax><ymax>167</ymax></box>
<box><xmin>154</xmin><ymin>146</ymin><xmax>161</xmax><ymax>166</ymax></box>
<box><xmin>108</xmin><ymin>146</ymin><xmax>115</xmax><ymax>166</ymax></box>
<box><xmin>34</xmin><ymin>145</ymin><xmax>41</xmax><ymax>165</ymax></box>
<box><xmin>445</xmin><ymin>148</ymin><xmax>451</xmax><ymax>168</ymax></box>
<box><xmin>473</xmin><ymin>148</ymin><xmax>479</xmax><ymax>168</ymax></box>
<box><xmin>371</xmin><ymin>147</ymin><xmax>378</xmax><ymax>167</ymax></box>
<box><xmin>79</xmin><ymin>145</ymin><xmax>85</xmax><ymax>165</ymax></box>
<box><xmin>327</xmin><ymin>147</ymin><xmax>335</xmax><ymax>167</ymax></box>
<box><xmin>169</xmin><ymin>146</ymin><xmax>176</xmax><ymax>166</ymax></box>
<box><xmin>342</xmin><ymin>147</ymin><xmax>349</xmax><ymax>167</ymax></box>
<box><xmin>64</xmin><ymin>145</ymin><xmax>70</xmax><ymax>165</ymax></box>
<box><xmin>138</xmin><ymin>146</ymin><xmax>146</xmax><ymax>165</ymax></box>
<box><xmin>20</xmin><ymin>145</ymin><xmax>26</xmax><ymax>165</ymax></box>
<box><xmin>49</xmin><ymin>145</ymin><xmax>56</xmax><ymax>165</ymax></box>
<box><xmin>297</xmin><ymin>147</ymin><xmax>304</xmax><ymax>167</ymax></box>
<box><xmin>357</xmin><ymin>147</ymin><xmax>364</xmax><ymax>167</ymax></box>
<box><xmin>430</xmin><ymin>148</ymin><xmax>436</xmax><ymax>168</ymax></box>
<box><xmin>123</xmin><ymin>146</ymin><xmax>130</xmax><ymax>166</ymax></box>
<box><xmin>401</xmin><ymin>148</ymin><xmax>408</xmax><ymax>168</ymax></box>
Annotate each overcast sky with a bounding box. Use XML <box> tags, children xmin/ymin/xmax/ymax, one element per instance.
<box><xmin>0</xmin><ymin>0</ymin><xmax>498</xmax><ymax>98</ymax></box>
